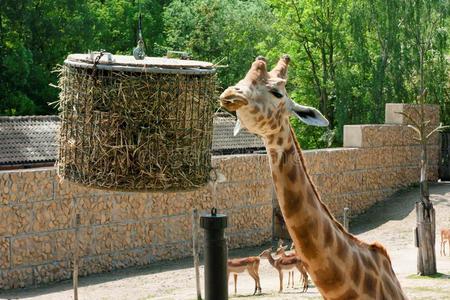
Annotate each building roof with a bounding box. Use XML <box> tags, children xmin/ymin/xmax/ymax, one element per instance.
<box><xmin>0</xmin><ymin>116</ymin><xmax>59</xmax><ymax>168</ymax></box>
<box><xmin>212</xmin><ymin>113</ymin><xmax>265</xmax><ymax>154</ymax></box>
<box><xmin>0</xmin><ymin>114</ymin><xmax>264</xmax><ymax>168</ymax></box>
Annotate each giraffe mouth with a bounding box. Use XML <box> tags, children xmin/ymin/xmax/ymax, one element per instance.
<box><xmin>219</xmin><ymin>93</ymin><xmax>248</xmax><ymax>112</ymax></box>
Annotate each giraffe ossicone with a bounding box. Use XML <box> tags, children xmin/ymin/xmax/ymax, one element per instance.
<box><xmin>219</xmin><ymin>55</ymin><xmax>407</xmax><ymax>299</ymax></box>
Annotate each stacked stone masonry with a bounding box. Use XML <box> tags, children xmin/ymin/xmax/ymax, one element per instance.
<box><xmin>0</xmin><ymin>103</ymin><xmax>441</xmax><ymax>289</ymax></box>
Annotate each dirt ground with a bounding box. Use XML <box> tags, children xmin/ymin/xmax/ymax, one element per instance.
<box><xmin>1</xmin><ymin>182</ymin><xmax>450</xmax><ymax>300</ymax></box>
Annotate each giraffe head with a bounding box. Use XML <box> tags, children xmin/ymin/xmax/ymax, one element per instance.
<box><xmin>219</xmin><ymin>55</ymin><xmax>328</xmax><ymax>138</ymax></box>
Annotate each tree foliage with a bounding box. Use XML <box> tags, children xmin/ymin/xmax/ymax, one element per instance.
<box><xmin>0</xmin><ymin>0</ymin><xmax>166</xmax><ymax>115</ymax></box>
<box><xmin>264</xmin><ymin>0</ymin><xmax>449</xmax><ymax>147</ymax></box>
<box><xmin>1</xmin><ymin>0</ymin><xmax>448</xmax><ymax>149</ymax></box>
<box><xmin>163</xmin><ymin>0</ymin><xmax>276</xmax><ymax>88</ymax></box>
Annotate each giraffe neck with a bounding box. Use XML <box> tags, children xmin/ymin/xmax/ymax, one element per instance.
<box><xmin>264</xmin><ymin>124</ymin><xmax>343</xmax><ymax>263</ymax></box>
<box><xmin>263</xmin><ymin>124</ymin><xmax>406</xmax><ymax>299</ymax></box>
<box><xmin>265</xmin><ymin>125</ymin><xmax>344</xmax><ymax>251</ymax></box>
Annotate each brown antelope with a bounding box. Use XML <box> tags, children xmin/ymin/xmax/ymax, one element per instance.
<box><xmin>227</xmin><ymin>252</ymin><xmax>262</xmax><ymax>295</ymax></box>
<box><xmin>275</xmin><ymin>244</ymin><xmax>308</xmax><ymax>291</ymax></box>
<box><xmin>440</xmin><ymin>228</ymin><xmax>450</xmax><ymax>256</ymax></box>
<box><xmin>260</xmin><ymin>248</ymin><xmax>308</xmax><ymax>293</ymax></box>
<box><xmin>274</xmin><ymin>241</ymin><xmax>295</xmax><ymax>287</ymax></box>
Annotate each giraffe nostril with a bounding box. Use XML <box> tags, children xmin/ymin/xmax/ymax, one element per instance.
<box><xmin>233</xmin><ymin>87</ymin><xmax>243</xmax><ymax>94</ymax></box>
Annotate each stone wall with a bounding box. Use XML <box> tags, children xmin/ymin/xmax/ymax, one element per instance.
<box><xmin>0</xmin><ymin>103</ymin><xmax>440</xmax><ymax>289</ymax></box>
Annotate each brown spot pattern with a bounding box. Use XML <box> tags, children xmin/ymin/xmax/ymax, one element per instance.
<box><xmin>279</xmin><ymin>152</ymin><xmax>286</xmax><ymax>172</ymax></box>
<box><xmin>306</xmin><ymin>189</ymin><xmax>318</xmax><ymax>208</ymax></box>
<box><xmin>287</xmin><ymin>166</ymin><xmax>297</xmax><ymax>182</ymax></box>
<box><xmin>382</xmin><ymin>258</ymin><xmax>395</xmax><ymax>276</ymax></box>
<box><xmin>313</xmin><ymin>260</ymin><xmax>345</xmax><ymax>293</ymax></box>
<box><xmin>270</xmin><ymin>122</ymin><xmax>277</xmax><ymax>130</ymax></box>
<box><xmin>371</xmin><ymin>249</ymin><xmax>381</xmax><ymax>265</ymax></box>
<box><xmin>363</xmin><ymin>272</ymin><xmax>377</xmax><ymax>298</ymax></box>
<box><xmin>382</xmin><ymin>259</ymin><xmax>391</xmax><ymax>272</ymax></box>
<box><xmin>350</xmin><ymin>252</ymin><xmax>362</xmax><ymax>287</ymax></box>
<box><xmin>278</xmin><ymin>145</ymin><xmax>294</xmax><ymax>171</ymax></box>
<box><xmin>277</xmin><ymin>137</ymin><xmax>283</xmax><ymax>146</ymax></box>
<box><xmin>275</xmin><ymin>110</ymin><xmax>282</xmax><ymax>119</ymax></box>
<box><xmin>323</xmin><ymin>221</ymin><xmax>335</xmax><ymax>248</ymax></box>
<box><xmin>336</xmin><ymin>235</ymin><xmax>349</xmax><ymax>261</ymax></box>
<box><xmin>377</xmin><ymin>280</ymin><xmax>383</xmax><ymax>300</ymax></box>
<box><xmin>360</xmin><ymin>253</ymin><xmax>377</xmax><ymax>274</ymax></box>
<box><xmin>250</xmin><ymin>106</ymin><xmax>260</xmax><ymax>114</ymax></box>
<box><xmin>292</xmin><ymin>219</ymin><xmax>320</xmax><ymax>260</ymax></box>
<box><xmin>286</xmin><ymin>143</ymin><xmax>295</xmax><ymax>154</ymax></box>
<box><xmin>282</xmin><ymin>187</ymin><xmax>302</xmax><ymax>218</ymax></box>
<box><xmin>382</xmin><ymin>276</ymin><xmax>398</xmax><ymax>299</ymax></box>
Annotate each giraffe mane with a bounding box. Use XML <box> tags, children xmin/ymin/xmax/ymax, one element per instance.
<box><xmin>288</xmin><ymin>125</ymin><xmax>392</xmax><ymax>264</ymax></box>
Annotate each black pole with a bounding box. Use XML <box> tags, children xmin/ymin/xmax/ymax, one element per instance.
<box><xmin>200</xmin><ymin>208</ymin><xmax>228</xmax><ymax>300</ymax></box>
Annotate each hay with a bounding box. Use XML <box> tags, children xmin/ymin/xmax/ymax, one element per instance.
<box><xmin>57</xmin><ymin>61</ymin><xmax>217</xmax><ymax>191</ymax></box>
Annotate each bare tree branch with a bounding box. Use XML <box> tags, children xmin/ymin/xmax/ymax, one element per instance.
<box><xmin>426</xmin><ymin>124</ymin><xmax>450</xmax><ymax>139</ymax></box>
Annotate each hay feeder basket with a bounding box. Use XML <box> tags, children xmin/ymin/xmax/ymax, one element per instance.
<box><xmin>58</xmin><ymin>53</ymin><xmax>217</xmax><ymax>191</ymax></box>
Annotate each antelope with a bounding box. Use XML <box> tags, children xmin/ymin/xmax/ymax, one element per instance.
<box><xmin>274</xmin><ymin>241</ymin><xmax>295</xmax><ymax>287</ymax></box>
<box><xmin>440</xmin><ymin>228</ymin><xmax>450</xmax><ymax>256</ymax></box>
<box><xmin>275</xmin><ymin>244</ymin><xmax>309</xmax><ymax>292</ymax></box>
<box><xmin>227</xmin><ymin>252</ymin><xmax>262</xmax><ymax>295</ymax></box>
<box><xmin>260</xmin><ymin>248</ymin><xmax>308</xmax><ymax>293</ymax></box>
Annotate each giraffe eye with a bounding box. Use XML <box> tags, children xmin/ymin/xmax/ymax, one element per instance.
<box><xmin>268</xmin><ymin>88</ymin><xmax>283</xmax><ymax>98</ymax></box>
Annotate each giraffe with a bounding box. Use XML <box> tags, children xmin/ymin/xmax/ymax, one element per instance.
<box><xmin>219</xmin><ymin>55</ymin><xmax>407</xmax><ymax>299</ymax></box>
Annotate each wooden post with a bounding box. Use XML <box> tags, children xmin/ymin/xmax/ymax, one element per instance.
<box><xmin>73</xmin><ymin>213</ymin><xmax>80</xmax><ymax>300</ymax></box>
<box><xmin>343</xmin><ymin>207</ymin><xmax>350</xmax><ymax>231</ymax></box>
<box><xmin>416</xmin><ymin>143</ymin><xmax>436</xmax><ymax>275</ymax></box>
<box><xmin>416</xmin><ymin>201</ymin><xmax>437</xmax><ymax>275</ymax></box>
<box><xmin>192</xmin><ymin>209</ymin><xmax>202</xmax><ymax>300</ymax></box>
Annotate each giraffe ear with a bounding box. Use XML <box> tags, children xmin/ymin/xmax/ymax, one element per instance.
<box><xmin>291</xmin><ymin>103</ymin><xmax>329</xmax><ymax>127</ymax></box>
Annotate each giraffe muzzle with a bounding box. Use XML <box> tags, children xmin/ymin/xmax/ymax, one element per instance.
<box><xmin>219</xmin><ymin>88</ymin><xmax>249</xmax><ymax>111</ymax></box>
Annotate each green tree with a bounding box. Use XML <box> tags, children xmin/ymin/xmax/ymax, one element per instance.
<box><xmin>88</xmin><ymin>0</ymin><xmax>168</xmax><ymax>55</ymax></box>
<box><xmin>0</xmin><ymin>0</ymin><xmax>94</xmax><ymax>115</ymax></box>
<box><xmin>264</xmin><ymin>0</ymin><xmax>449</xmax><ymax>148</ymax></box>
<box><xmin>263</xmin><ymin>0</ymin><xmax>348</xmax><ymax>148</ymax></box>
<box><xmin>163</xmin><ymin>0</ymin><xmax>277</xmax><ymax>88</ymax></box>
<box><xmin>0</xmin><ymin>0</ymin><xmax>168</xmax><ymax>115</ymax></box>
<box><xmin>1</xmin><ymin>0</ymin><xmax>35</xmax><ymax>115</ymax></box>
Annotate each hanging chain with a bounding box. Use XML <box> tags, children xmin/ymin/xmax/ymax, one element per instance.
<box><xmin>91</xmin><ymin>50</ymin><xmax>105</xmax><ymax>84</ymax></box>
<box><xmin>133</xmin><ymin>0</ymin><xmax>146</xmax><ymax>60</ymax></box>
